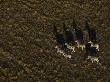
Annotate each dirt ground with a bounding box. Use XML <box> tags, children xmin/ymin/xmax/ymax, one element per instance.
<box><xmin>0</xmin><ymin>0</ymin><xmax>110</xmax><ymax>82</ymax></box>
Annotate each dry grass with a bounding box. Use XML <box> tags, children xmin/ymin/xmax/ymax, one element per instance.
<box><xmin>0</xmin><ymin>0</ymin><xmax>110</xmax><ymax>82</ymax></box>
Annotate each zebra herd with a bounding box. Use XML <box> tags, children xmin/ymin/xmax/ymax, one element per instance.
<box><xmin>53</xmin><ymin>19</ymin><xmax>100</xmax><ymax>63</ymax></box>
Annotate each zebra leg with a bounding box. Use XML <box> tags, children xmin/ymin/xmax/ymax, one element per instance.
<box><xmin>80</xmin><ymin>45</ymin><xmax>85</xmax><ymax>51</ymax></box>
<box><xmin>96</xmin><ymin>44</ymin><xmax>99</xmax><ymax>51</ymax></box>
<box><xmin>71</xmin><ymin>46</ymin><xmax>75</xmax><ymax>52</ymax></box>
<box><xmin>92</xmin><ymin>44</ymin><xmax>99</xmax><ymax>51</ymax></box>
<box><xmin>75</xmin><ymin>40</ymin><xmax>80</xmax><ymax>48</ymax></box>
<box><xmin>77</xmin><ymin>43</ymin><xmax>80</xmax><ymax>48</ymax></box>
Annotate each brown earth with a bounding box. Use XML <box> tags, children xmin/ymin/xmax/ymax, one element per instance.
<box><xmin>0</xmin><ymin>0</ymin><xmax>110</xmax><ymax>82</ymax></box>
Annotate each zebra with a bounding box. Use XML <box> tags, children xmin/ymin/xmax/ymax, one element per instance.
<box><xmin>85</xmin><ymin>42</ymin><xmax>100</xmax><ymax>64</ymax></box>
<box><xmin>85</xmin><ymin>21</ymin><xmax>99</xmax><ymax>51</ymax></box>
<box><xmin>63</xmin><ymin>22</ymin><xmax>75</xmax><ymax>52</ymax></box>
<box><xmin>53</xmin><ymin>24</ymin><xmax>66</xmax><ymax>49</ymax></box>
<box><xmin>72</xmin><ymin>18</ymin><xmax>85</xmax><ymax>50</ymax></box>
<box><xmin>53</xmin><ymin>24</ymin><xmax>71</xmax><ymax>58</ymax></box>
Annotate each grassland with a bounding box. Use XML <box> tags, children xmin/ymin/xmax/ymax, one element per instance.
<box><xmin>0</xmin><ymin>0</ymin><xmax>110</xmax><ymax>82</ymax></box>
